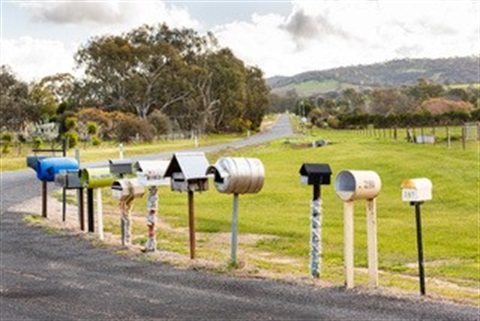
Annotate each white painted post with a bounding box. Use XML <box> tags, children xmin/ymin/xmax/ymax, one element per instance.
<box><xmin>344</xmin><ymin>201</ymin><xmax>354</xmax><ymax>289</ymax></box>
<box><xmin>366</xmin><ymin>199</ymin><xmax>378</xmax><ymax>287</ymax></box>
<box><xmin>96</xmin><ymin>188</ymin><xmax>104</xmax><ymax>241</ymax></box>
<box><xmin>119</xmin><ymin>143</ymin><xmax>124</xmax><ymax>159</ymax></box>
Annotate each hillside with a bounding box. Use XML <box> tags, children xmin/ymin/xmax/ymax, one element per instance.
<box><xmin>268</xmin><ymin>56</ymin><xmax>479</xmax><ymax>96</ymax></box>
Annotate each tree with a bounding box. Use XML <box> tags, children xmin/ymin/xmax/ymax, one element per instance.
<box><xmin>244</xmin><ymin>66</ymin><xmax>270</xmax><ymax>130</ymax></box>
<box><xmin>407</xmin><ymin>78</ymin><xmax>444</xmax><ymax>103</ymax></box>
<box><xmin>0</xmin><ymin>65</ymin><xmax>38</xmax><ymax>131</ymax></box>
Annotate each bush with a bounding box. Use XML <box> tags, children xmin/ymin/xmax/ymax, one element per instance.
<box><xmin>92</xmin><ymin>135</ymin><xmax>101</xmax><ymax>146</ymax></box>
<box><xmin>1</xmin><ymin>132</ymin><xmax>13</xmax><ymax>154</ymax></box>
<box><xmin>116</xmin><ymin>117</ymin><xmax>154</xmax><ymax>143</ymax></box>
<box><xmin>86</xmin><ymin>121</ymin><xmax>98</xmax><ymax>136</ymax></box>
<box><xmin>148</xmin><ymin>110</ymin><xmax>171</xmax><ymax>136</ymax></box>
<box><xmin>64</xmin><ymin>131</ymin><xmax>79</xmax><ymax>148</ymax></box>
<box><xmin>33</xmin><ymin>137</ymin><xmax>44</xmax><ymax>149</ymax></box>
<box><xmin>64</xmin><ymin>117</ymin><xmax>78</xmax><ymax>131</ymax></box>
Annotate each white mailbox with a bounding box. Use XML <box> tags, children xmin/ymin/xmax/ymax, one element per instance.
<box><xmin>164</xmin><ymin>152</ymin><xmax>209</xmax><ymax>192</ymax></box>
<box><xmin>206</xmin><ymin>157</ymin><xmax>265</xmax><ymax>194</ymax></box>
<box><xmin>111</xmin><ymin>178</ymin><xmax>145</xmax><ymax>201</ymax></box>
<box><xmin>335</xmin><ymin>170</ymin><xmax>381</xmax><ymax>201</ymax></box>
<box><xmin>401</xmin><ymin>178</ymin><xmax>432</xmax><ymax>202</ymax></box>
<box><xmin>134</xmin><ymin>160</ymin><xmax>170</xmax><ymax>187</ymax></box>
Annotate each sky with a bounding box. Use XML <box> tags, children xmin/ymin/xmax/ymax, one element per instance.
<box><xmin>1</xmin><ymin>0</ymin><xmax>479</xmax><ymax>82</ymax></box>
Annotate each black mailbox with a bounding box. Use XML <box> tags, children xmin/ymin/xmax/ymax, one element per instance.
<box><xmin>26</xmin><ymin>156</ymin><xmax>48</xmax><ymax>170</ymax></box>
<box><xmin>299</xmin><ymin>163</ymin><xmax>332</xmax><ymax>185</ymax></box>
<box><xmin>109</xmin><ymin>159</ymin><xmax>134</xmax><ymax>175</ymax></box>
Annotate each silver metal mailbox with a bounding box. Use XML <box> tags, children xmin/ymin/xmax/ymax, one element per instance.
<box><xmin>134</xmin><ymin>160</ymin><xmax>170</xmax><ymax>187</ymax></box>
<box><xmin>164</xmin><ymin>152</ymin><xmax>209</xmax><ymax>192</ymax></box>
<box><xmin>335</xmin><ymin>170</ymin><xmax>381</xmax><ymax>201</ymax></box>
<box><xmin>55</xmin><ymin>171</ymin><xmax>67</xmax><ymax>188</ymax></box>
<box><xmin>206</xmin><ymin>157</ymin><xmax>265</xmax><ymax>194</ymax></box>
<box><xmin>111</xmin><ymin>178</ymin><xmax>145</xmax><ymax>201</ymax></box>
<box><xmin>401</xmin><ymin>178</ymin><xmax>432</xmax><ymax>202</ymax></box>
<box><xmin>66</xmin><ymin>169</ymin><xmax>82</xmax><ymax>189</ymax></box>
<box><xmin>109</xmin><ymin>159</ymin><xmax>134</xmax><ymax>175</ymax></box>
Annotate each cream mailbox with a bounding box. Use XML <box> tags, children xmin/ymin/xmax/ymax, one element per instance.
<box><xmin>298</xmin><ymin>163</ymin><xmax>332</xmax><ymax>279</ymax></box>
<box><xmin>401</xmin><ymin>177</ymin><xmax>433</xmax><ymax>296</ymax></box>
<box><xmin>401</xmin><ymin>178</ymin><xmax>432</xmax><ymax>203</ymax></box>
<box><xmin>134</xmin><ymin>160</ymin><xmax>170</xmax><ymax>252</ymax></box>
<box><xmin>164</xmin><ymin>152</ymin><xmax>210</xmax><ymax>259</ymax></box>
<box><xmin>111</xmin><ymin>178</ymin><xmax>144</xmax><ymax>246</ymax></box>
<box><xmin>335</xmin><ymin>170</ymin><xmax>382</xmax><ymax>289</ymax></box>
<box><xmin>80</xmin><ymin>167</ymin><xmax>114</xmax><ymax>238</ymax></box>
<box><xmin>206</xmin><ymin>157</ymin><xmax>265</xmax><ymax>265</ymax></box>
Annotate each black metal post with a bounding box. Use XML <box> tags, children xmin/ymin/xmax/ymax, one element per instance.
<box><xmin>87</xmin><ymin>188</ymin><xmax>94</xmax><ymax>232</ymax></box>
<box><xmin>413</xmin><ymin>202</ymin><xmax>426</xmax><ymax>295</ymax></box>
<box><xmin>79</xmin><ymin>188</ymin><xmax>85</xmax><ymax>231</ymax></box>
<box><xmin>42</xmin><ymin>181</ymin><xmax>47</xmax><ymax>218</ymax></box>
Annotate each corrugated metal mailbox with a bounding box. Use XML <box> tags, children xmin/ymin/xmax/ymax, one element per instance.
<box><xmin>80</xmin><ymin>167</ymin><xmax>114</xmax><ymax>189</ymax></box>
<box><xmin>36</xmin><ymin>157</ymin><xmax>79</xmax><ymax>182</ymax></box>
<box><xmin>206</xmin><ymin>157</ymin><xmax>264</xmax><ymax>194</ymax></box>
<box><xmin>401</xmin><ymin>178</ymin><xmax>432</xmax><ymax>203</ymax></box>
<box><xmin>206</xmin><ymin>157</ymin><xmax>265</xmax><ymax>265</ymax></box>
<box><xmin>164</xmin><ymin>152</ymin><xmax>210</xmax><ymax>259</ymax></box>
<box><xmin>299</xmin><ymin>163</ymin><xmax>332</xmax><ymax>279</ymax></box>
<box><xmin>134</xmin><ymin>160</ymin><xmax>170</xmax><ymax>187</ymax></box>
<box><xmin>111</xmin><ymin>178</ymin><xmax>145</xmax><ymax>246</ymax></box>
<box><xmin>109</xmin><ymin>159</ymin><xmax>134</xmax><ymax>176</ymax></box>
<box><xmin>401</xmin><ymin>177</ymin><xmax>433</xmax><ymax>296</ymax></box>
<box><xmin>335</xmin><ymin>170</ymin><xmax>381</xmax><ymax>289</ymax></box>
<box><xmin>134</xmin><ymin>160</ymin><xmax>170</xmax><ymax>252</ymax></box>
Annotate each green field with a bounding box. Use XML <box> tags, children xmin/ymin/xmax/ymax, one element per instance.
<box><xmin>272</xmin><ymin>80</ymin><xmax>359</xmax><ymax>96</ymax></box>
<box><xmin>71</xmin><ymin>118</ymin><xmax>478</xmax><ymax>304</ymax></box>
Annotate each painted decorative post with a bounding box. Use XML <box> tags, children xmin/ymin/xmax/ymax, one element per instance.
<box><xmin>145</xmin><ymin>186</ymin><xmax>158</xmax><ymax>252</ymax></box>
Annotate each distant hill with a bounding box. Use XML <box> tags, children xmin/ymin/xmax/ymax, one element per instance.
<box><xmin>267</xmin><ymin>56</ymin><xmax>479</xmax><ymax>96</ymax></box>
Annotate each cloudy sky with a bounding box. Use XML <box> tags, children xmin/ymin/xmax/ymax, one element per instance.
<box><xmin>1</xmin><ymin>0</ymin><xmax>479</xmax><ymax>82</ymax></box>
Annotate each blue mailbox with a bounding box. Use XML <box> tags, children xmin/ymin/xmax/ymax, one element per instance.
<box><xmin>36</xmin><ymin>157</ymin><xmax>79</xmax><ymax>182</ymax></box>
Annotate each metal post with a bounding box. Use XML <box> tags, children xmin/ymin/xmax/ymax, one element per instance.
<box><xmin>344</xmin><ymin>201</ymin><xmax>354</xmax><ymax>289</ymax></box>
<box><xmin>119</xmin><ymin>143</ymin><xmax>124</xmax><ymax>159</ymax></box>
<box><xmin>413</xmin><ymin>202</ymin><xmax>426</xmax><ymax>295</ymax></box>
<box><xmin>62</xmin><ymin>139</ymin><xmax>67</xmax><ymax>221</ymax></box>
<box><xmin>310</xmin><ymin>184</ymin><xmax>321</xmax><ymax>278</ymax></box>
<box><xmin>42</xmin><ymin>181</ymin><xmax>47</xmax><ymax>218</ymax></box>
<box><xmin>231</xmin><ymin>193</ymin><xmax>239</xmax><ymax>265</ymax></box>
<box><xmin>87</xmin><ymin>188</ymin><xmax>94</xmax><ymax>232</ymax></box>
<box><xmin>188</xmin><ymin>190</ymin><xmax>195</xmax><ymax>259</ymax></box>
<box><xmin>96</xmin><ymin>188</ymin><xmax>104</xmax><ymax>240</ymax></box>
<box><xmin>366</xmin><ymin>199</ymin><xmax>378</xmax><ymax>287</ymax></box>
<box><xmin>79</xmin><ymin>188</ymin><xmax>85</xmax><ymax>231</ymax></box>
<box><xmin>145</xmin><ymin>186</ymin><xmax>158</xmax><ymax>252</ymax></box>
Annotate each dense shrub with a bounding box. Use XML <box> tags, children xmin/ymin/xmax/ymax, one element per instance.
<box><xmin>33</xmin><ymin>137</ymin><xmax>43</xmax><ymax>149</ymax></box>
<box><xmin>64</xmin><ymin>131</ymin><xmax>79</xmax><ymax>148</ymax></box>
<box><xmin>116</xmin><ymin>117</ymin><xmax>154</xmax><ymax>143</ymax></box>
<box><xmin>92</xmin><ymin>135</ymin><xmax>101</xmax><ymax>146</ymax></box>
<box><xmin>147</xmin><ymin>110</ymin><xmax>171</xmax><ymax>136</ymax></box>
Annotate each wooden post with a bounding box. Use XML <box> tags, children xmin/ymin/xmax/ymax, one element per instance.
<box><xmin>366</xmin><ymin>199</ymin><xmax>378</xmax><ymax>287</ymax></box>
<box><xmin>432</xmin><ymin>127</ymin><xmax>436</xmax><ymax>146</ymax></box>
<box><xmin>42</xmin><ymin>181</ymin><xmax>47</xmax><ymax>218</ymax></box>
<box><xmin>188</xmin><ymin>190</ymin><xmax>195</xmax><ymax>259</ymax></box>
<box><xmin>344</xmin><ymin>201</ymin><xmax>354</xmax><ymax>289</ymax></box>
<box><xmin>462</xmin><ymin>126</ymin><xmax>466</xmax><ymax>150</ymax></box>
<box><xmin>447</xmin><ymin>127</ymin><xmax>451</xmax><ymax>148</ymax></box>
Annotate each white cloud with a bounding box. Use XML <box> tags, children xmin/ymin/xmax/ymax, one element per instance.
<box><xmin>1</xmin><ymin>37</ymin><xmax>78</xmax><ymax>82</ymax></box>
<box><xmin>214</xmin><ymin>1</ymin><xmax>480</xmax><ymax>77</ymax></box>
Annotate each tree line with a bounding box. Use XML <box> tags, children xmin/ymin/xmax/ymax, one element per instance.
<box><xmin>1</xmin><ymin>23</ymin><xmax>270</xmax><ymax>146</ymax></box>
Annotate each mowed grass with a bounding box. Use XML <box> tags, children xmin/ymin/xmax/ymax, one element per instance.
<box><xmin>97</xmin><ymin>124</ymin><xmax>478</xmax><ymax>292</ymax></box>
<box><xmin>0</xmin><ymin>133</ymin><xmax>243</xmax><ymax>172</ymax></box>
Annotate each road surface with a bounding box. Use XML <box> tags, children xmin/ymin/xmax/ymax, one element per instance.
<box><xmin>1</xmin><ymin>114</ymin><xmax>477</xmax><ymax>320</ymax></box>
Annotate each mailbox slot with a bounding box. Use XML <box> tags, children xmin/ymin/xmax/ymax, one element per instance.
<box><xmin>81</xmin><ymin>167</ymin><xmax>114</xmax><ymax>188</ymax></box>
<box><xmin>299</xmin><ymin>163</ymin><xmax>332</xmax><ymax>185</ymax></box>
<box><xmin>401</xmin><ymin>178</ymin><xmax>432</xmax><ymax>202</ymax></box>
<box><xmin>207</xmin><ymin>157</ymin><xmax>265</xmax><ymax>194</ymax></box>
<box><xmin>109</xmin><ymin>159</ymin><xmax>134</xmax><ymax>175</ymax></box>
<box><xmin>335</xmin><ymin>170</ymin><xmax>381</xmax><ymax>201</ymax></box>
<box><xmin>134</xmin><ymin>160</ymin><xmax>170</xmax><ymax>187</ymax></box>
<box><xmin>164</xmin><ymin>152</ymin><xmax>209</xmax><ymax>192</ymax></box>
<box><xmin>36</xmin><ymin>157</ymin><xmax>79</xmax><ymax>182</ymax></box>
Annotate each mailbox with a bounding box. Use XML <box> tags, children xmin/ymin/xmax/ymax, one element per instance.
<box><xmin>81</xmin><ymin>167</ymin><xmax>114</xmax><ymax>188</ymax></box>
<box><xmin>36</xmin><ymin>157</ymin><xmax>79</xmax><ymax>182</ymax></box>
<box><xmin>335</xmin><ymin>170</ymin><xmax>381</xmax><ymax>201</ymax></box>
<box><xmin>66</xmin><ymin>169</ymin><xmax>82</xmax><ymax>189</ymax></box>
<box><xmin>134</xmin><ymin>160</ymin><xmax>170</xmax><ymax>187</ymax></box>
<box><xmin>55</xmin><ymin>171</ymin><xmax>67</xmax><ymax>188</ymax></box>
<box><xmin>27</xmin><ymin>155</ymin><xmax>48</xmax><ymax>170</ymax></box>
<box><xmin>164</xmin><ymin>152</ymin><xmax>209</xmax><ymax>192</ymax></box>
<box><xmin>299</xmin><ymin>163</ymin><xmax>332</xmax><ymax>185</ymax></box>
<box><xmin>109</xmin><ymin>159</ymin><xmax>134</xmax><ymax>175</ymax></box>
<box><xmin>206</xmin><ymin>157</ymin><xmax>265</xmax><ymax>194</ymax></box>
<box><xmin>401</xmin><ymin>178</ymin><xmax>432</xmax><ymax>202</ymax></box>
<box><xmin>111</xmin><ymin>178</ymin><xmax>145</xmax><ymax>200</ymax></box>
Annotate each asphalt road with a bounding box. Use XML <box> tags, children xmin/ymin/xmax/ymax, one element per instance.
<box><xmin>1</xmin><ymin>114</ymin><xmax>478</xmax><ymax>320</ymax></box>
